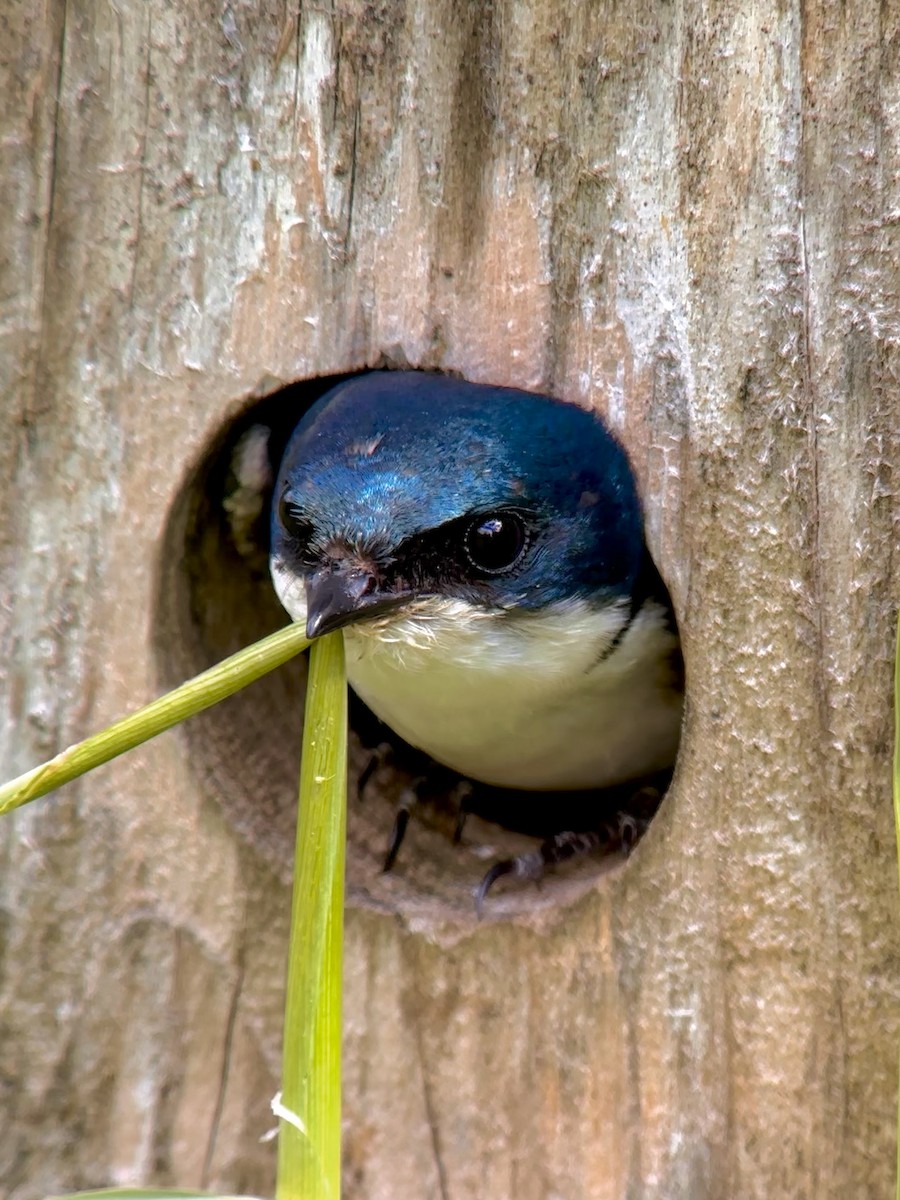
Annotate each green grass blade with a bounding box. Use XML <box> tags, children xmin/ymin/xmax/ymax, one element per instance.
<box><xmin>0</xmin><ymin>623</ymin><xmax>310</xmax><ymax>817</ymax></box>
<box><xmin>894</xmin><ymin>613</ymin><xmax>900</xmax><ymax>1200</ymax></box>
<box><xmin>895</xmin><ymin>614</ymin><xmax>900</xmax><ymax>907</ymax></box>
<box><xmin>277</xmin><ymin>631</ymin><xmax>347</xmax><ymax>1200</ymax></box>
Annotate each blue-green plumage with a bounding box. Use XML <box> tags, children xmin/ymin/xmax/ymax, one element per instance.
<box><xmin>276</xmin><ymin>371</ymin><xmax>644</xmax><ymax>611</ymax></box>
<box><xmin>271</xmin><ymin>370</ymin><xmax>682</xmax><ymax>795</ymax></box>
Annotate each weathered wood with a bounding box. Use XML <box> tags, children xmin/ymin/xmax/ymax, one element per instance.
<box><xmin>2</xmin><ymin>2</ymin><xmax>898</xmax><ymax>1198</ymax></box>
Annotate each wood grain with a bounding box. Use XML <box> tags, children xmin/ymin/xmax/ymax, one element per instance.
<box><xmin>1</xmin><ymin>1</ymin><xmax>898</xmax><ymax>1197</ymax></box>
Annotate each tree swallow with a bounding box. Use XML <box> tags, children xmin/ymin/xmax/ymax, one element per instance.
<box><xmin>270</xmin><ymin>372</ymin><xmax>683</xmax><ymax>881</ymax></box>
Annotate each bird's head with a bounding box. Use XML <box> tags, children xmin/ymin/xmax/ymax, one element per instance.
<box><xmin>269</xmin><ymin>372</ymin><xmax>645</xmax><ymax>644</ymax></box>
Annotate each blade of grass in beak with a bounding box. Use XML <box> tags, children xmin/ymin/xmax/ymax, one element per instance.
<box><xmin>0</xmin><ymin>623</ymin><xmax>310</xmax><ymax>817</ymax></box>
<box><xmin>277</xmin><ymin>631</ymin><xmax>347</xmax><ymax>1200</ymax></box>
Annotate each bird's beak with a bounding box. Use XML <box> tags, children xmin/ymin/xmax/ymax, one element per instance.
<box><xmin>305</xmin><ymin>563</ymin><xmax>410</xmax><ymax>640</ymax></box>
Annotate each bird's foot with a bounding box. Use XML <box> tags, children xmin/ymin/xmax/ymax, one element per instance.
<box><xmin>381</xmin><ymin>777</ymin><xmax>474</xmax><ymax>872</ymax></box>
<box><xmin>357</xmin><ymin>741</ymin><xmax>395</xmax><ymax>801</ymax></box>
<box><xmin>451</xmin><ymin>780</ymin><xmax>475</xmax><ymax>844</ymax></box>
<box><xmin>356</xmin><ymin>739</ymin><xmax>420</xmax><ymax>871</ymax></box>
<box><xmin>475</xmin><ymin>804</ymin><xmax>654</xmax><ymax>918</ymax></box>
<box><xmin>381</xmin><ymin>777</ymin><xmax>424</xmax><ymax>873</ymax></box>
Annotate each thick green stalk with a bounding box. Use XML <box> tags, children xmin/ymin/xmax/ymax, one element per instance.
<box><xmin>277</xmin><ymin>631</ymin><xmax>347</xmax><ymax>1200</ymax></box>
<box><xmin>0</xmin><ymin>623</ymin><xmax>310</xmax><ymax>816</ymax></box>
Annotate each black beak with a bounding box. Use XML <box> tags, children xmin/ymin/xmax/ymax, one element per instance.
<box><xmin>305</xmin><ymin>564</ymin><xmax>410</xmax><ymax>640</ymax></box>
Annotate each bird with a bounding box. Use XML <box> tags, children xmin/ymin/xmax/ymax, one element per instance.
<box><xmin>269</xmin><ymin>371</ymin><xmax>683</xmax><ymax>903</ymax></box>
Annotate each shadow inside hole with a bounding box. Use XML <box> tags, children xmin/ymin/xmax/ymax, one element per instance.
<box><xmin>154</xmin><ymin>371</ymin><xmax>676</xmax><ymax>926</ymax></box>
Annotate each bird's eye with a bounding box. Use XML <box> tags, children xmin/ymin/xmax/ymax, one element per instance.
<box><xmin>463</xmin><ymin>512</ymin><xmax>528</xmax><ymax>574</ymax></box>
<box><xmin>277</xmin><ymin>492</ymin><xmax>315</xmax><ymax>546</ymax></box>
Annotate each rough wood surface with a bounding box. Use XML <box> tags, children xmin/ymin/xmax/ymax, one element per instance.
<box><xmin>2</xmin><ymin>2</ymin><xmax>899</xmax><ymax>1198</ymax></box>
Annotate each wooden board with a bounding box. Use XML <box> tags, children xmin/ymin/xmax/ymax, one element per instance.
<box><xmin>1</xmin><ymin>2</ymin><xmax>898</xmax><ymax>1197</ymax></box>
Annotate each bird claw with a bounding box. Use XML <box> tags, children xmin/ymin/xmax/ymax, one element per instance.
<box><xmin>451</xmin><ymin>780</ymin><xmax>474</xmax><ymax>844</ymax></box>
<box><xmin>381</xmin><ymin>777</ymin><xmax>425</xmax><ymax>872</ymax></box>
<box><xmin>379</xmin><ymin>775</ymin><xmax>474</xmax><ymax>872</ymax></box>
<box><xmin>475</xmin><ymin>846</ymin><xmax>547</xmax><ymax>918</ymax></box>
<box><xmin>475</xmin><ymin>812</ymin><xmax>651</xmax><ymax>916</ymax></box>
<box><xmin>475</xmin><ymin>861</ymin><xmax>511</xmax><ymax>919</ymax></box>
<box><xmin>357</xmin><ymin>741</ymin><xmax>394</xmax><ymax>801</ymax></box>
<box><xmin>475</xmin><ymin>855</ymin><xmax>533</xmax><ymax>919</ymax></box>
<box><xmin>374</xmin><ymin>763</ymin><xmax>658</xmax><ymax>911</ymax></box>
<box><xmin>619</xmin><ymin>812</ymin><xmax>639</xmax><ymax>854</ymax></box>
<box><xmin>382</xmin><ymin>806</ymin><xmax>409</xmax><ymax>873</ymax></box>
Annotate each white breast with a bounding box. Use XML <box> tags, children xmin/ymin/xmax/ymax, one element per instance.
<box><xmin>272</xmin><ymin>561</ymin><xmax>682</xmax><ymax>791</ymax></box>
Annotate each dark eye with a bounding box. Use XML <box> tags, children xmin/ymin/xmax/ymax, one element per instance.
<box><xmin>463</xmin><ymin>512</ymin><xmax>528</xmax><ymax>574</ymax></box>
<box><xmin>277</xmin><ymin>492</ymin><xmax>315</xmax><ymax>546</ymax></box>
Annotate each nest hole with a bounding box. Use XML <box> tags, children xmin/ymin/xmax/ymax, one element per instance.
<box><xmin>154</xmin><ymin>372</ymin><xmax>675</xmax><ymax>926</ymax></box>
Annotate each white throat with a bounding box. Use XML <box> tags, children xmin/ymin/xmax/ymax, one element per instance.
<box><xmin>271</xmin><ymin>560</ymin><xmax>682</xmax><ymax>790</ymax></box>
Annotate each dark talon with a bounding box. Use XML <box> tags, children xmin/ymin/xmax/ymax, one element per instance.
<box><xmin>619</xmin><ymin>814</ymin><xmax>639</xmax><ymax>854</ymax></box>
<box><xmin>381</xmin><ymin>777</ymin><xmax>424</xmax><ymax>872</ymax></box>
<box><xmin>382</xmin><ymin>807</ymin><xmax>410</xmax><ymax>873</ymax></box>
<box><xmin>451</xmin><ymin>780</ymin><xmax>474</xmax><ymax>844</ymax></box>
<box><xmin>475</xmin><ymin>847</ymin><xmax>546</xmax><ymax>917</ymax></box>
<box><xmin>475</xmin><ymin>860</ymin><xmax>515</xmax><ymax>919</ymax></box>
<box><xmin>475</xmin><ymin>818</ymin><xmax>646</xmax><ymax>915</ymax></box>
<box><xmin>539</xmin><ymin>829</ymin><xmax>606</xmax><ymax>866</ymax></box>
<box><xmin>357</xmin><ymin>741</ymin><xmax>392</xmax><ymax>801</ymax></box>
<box><xmin>453</xmin><ymin>809</ymin><xmax>468</xmax><ymax>845</ymax></box>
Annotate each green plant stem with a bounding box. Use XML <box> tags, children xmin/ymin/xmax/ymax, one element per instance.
<box><xmin>895</xmin><ymin>613</ymin><xmax>900</xmax><ymax>909</ymax></box>
<box><xmin>277</xmin><ymin>631</ymin><xmax>347</xmax><ymax>1200</ymax></box>
<box><xmin>0</xmin><ymin>623</ymin><xmax>310</xmax><ymax>817</ymax></box>
<box><xmin>894</xmin><ymin>613</ymin><xmax>900</xmax><ymax>1200</ymax></box>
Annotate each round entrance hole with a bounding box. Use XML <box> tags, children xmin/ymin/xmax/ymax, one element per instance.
<box><xmin>154</xmin><ymin>372</ymin><xmax>679</xmax><ymax>926</ymax></box>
